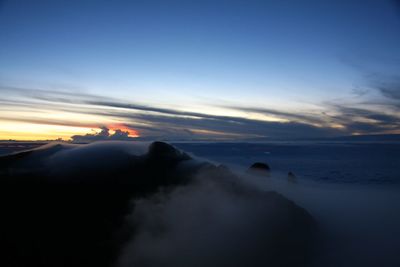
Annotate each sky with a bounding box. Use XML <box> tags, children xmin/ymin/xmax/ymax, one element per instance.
<box><xmin>0</xmin><ymin>0</ymin><xmax>400</xmax><ymax>141</ymax></box>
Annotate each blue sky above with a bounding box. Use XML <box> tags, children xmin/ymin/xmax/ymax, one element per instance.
<box><xmin>0</xmin><ymin>0</ymin><xmax>400</xmax><ymax>140</ymax></box>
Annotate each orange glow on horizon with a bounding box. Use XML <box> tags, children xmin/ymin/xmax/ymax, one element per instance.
<box><xmin>0</xmin><ymin>119</ymin><xmax>141</xmax><ymax>141</ymax></box>
<box><xmin>106</xmin><ymin>123</ymin><xmax>140</xmax><ymax>137</ymax></box>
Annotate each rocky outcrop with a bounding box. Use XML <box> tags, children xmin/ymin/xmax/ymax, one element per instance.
<box><xmin>248</xmin><ymin>162</ymin><xmax>271</xmax><ymax>176</ymax></box>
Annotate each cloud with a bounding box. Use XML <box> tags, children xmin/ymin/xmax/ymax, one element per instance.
<box><xmin>324</xmin><ymin>74</ymin><xmax>400</xmax><ymax>134</ymax></box>
<box><xmin>0</xmin><ymin>141</ymin><xmax>317</xmax><ymax>267</ymax></box>
<box><xmin>118</xmin><ymin>110</ymin><xmax>344</xmax><ymax>140</ymax></box>
<box><xmin>118</xmin><ymin>172</ymin><xmax>315</xmax><ymax>267</ymax></box>
<box><xmin>221</xmin><ymin>105</ymin><xmax>326</xmax><ymax>125</ymax></box>
<box><xmin>1</xmin><ymin>84</ymin><xmax>400</xmax><ymax>140</ymax></box>
<box><xmin>222</xmin><ymin>75</ymin><xmax>400</xmax><ymax>136</ymax></box>
<box><xmin>71</xmin><ymin>126</ymin><xmax>137</xmax><ymax>143</ymax></box>
<box><xmin>325</xmin><ymin>105</ymin><xmax>400</xmax><ymax>134</ymax></box>
<box><xmin>373</xmin><ymin>75</ymin><xmax>400</xmax><ymax>107</ymax></box>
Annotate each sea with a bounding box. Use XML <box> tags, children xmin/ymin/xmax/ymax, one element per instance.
<box><xmin>1</xmin><ymin>141</ymin><xmax>399</xmax><ymax>185</ymax></box>
<box><xmin>173</xmin><ymin>141</ymin><xmax>400</xmax><ymax>185</ymax></box>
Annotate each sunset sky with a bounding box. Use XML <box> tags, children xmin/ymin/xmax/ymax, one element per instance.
<box><xmin>1</xmin><ymin>0</ymin><xmax>400</xmax><ymax>141</ymax></box>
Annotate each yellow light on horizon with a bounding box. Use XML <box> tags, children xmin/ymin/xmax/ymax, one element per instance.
<box><xmin>0</xmin><ymin>120</ymin><xmax>96</xmax><ymax>141</ymax></box>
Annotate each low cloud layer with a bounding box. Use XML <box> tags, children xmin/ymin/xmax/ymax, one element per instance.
<box><xmin>71</xmin><ymin>126</ymin><xmax>136</xmax><ymax>143</ymax></box>
<box><xmin>0</xmin><ymin>142</ymin><xmax>317</xmax><ymax>267</ymax></box>
<box><xmin>118</xmin><ymin>173</ymin><xmax>314</xmax><ymax>267</ymax></box>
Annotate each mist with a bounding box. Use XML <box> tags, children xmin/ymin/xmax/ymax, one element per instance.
<box><xmin>242</xmin><ymin>171</ymin><xmax>400</xmax><ymax>267</ymax></box>
<box><xmin>118</xmin><ymin>169</ymin><xmax>315</xmax><ymax>267</ymax></box>
<box><xmin>1</xmin><ymin>141</ymin><xmax>399</xmax><ymax>266</ymax></box>
<box><xmin>0</xmin><ymin>141</ymin><xmax>317</xmax><ymax>267</ymax></box>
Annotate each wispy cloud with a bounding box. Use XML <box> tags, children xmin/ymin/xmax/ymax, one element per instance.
<box><xmin>373</xmin><ymin>75</ymin><xmax>400</xmax><ymax>109</ymax></box>
<box><xmin>1</xmin><ymin>83</ymin><xmax>399</xmax><ymax>140</ymax></box>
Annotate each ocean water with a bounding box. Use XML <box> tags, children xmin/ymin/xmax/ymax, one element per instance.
<box><xmin>2</xmin><ymin>141</ymin><xmax>399</xmax><ymax>185</ymax></box>
<box><xmin>173</xmin><ymin>142</ymin><xmax>400</xmax><ymax>185</ymax></box>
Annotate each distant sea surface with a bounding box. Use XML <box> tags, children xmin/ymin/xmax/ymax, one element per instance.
<box><xmin>173</xmin><ymin>142</ymin><xmax>400</xmax><ymax>185</ymax></box>
<box><xmin>1</xmin><ymin>141</ymin><xmax>399</xmax><ymax>185</ymax></box>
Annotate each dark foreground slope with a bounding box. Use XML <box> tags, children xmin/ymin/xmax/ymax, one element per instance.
<box><xmin>0</xmin><ymin>141</ymin><xmax>316</xmax><ymax>267</ymax></box>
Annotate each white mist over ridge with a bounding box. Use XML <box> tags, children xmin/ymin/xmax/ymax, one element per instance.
<box><xmin>0</xmin><ymin>141</ymin><xmax>316</xmax><ymax>267</ymax></box>
<box><xmin>1</xmin><ymin>141</ymin><xmax>399</xmax><ymax>266</ymax></box>
<box><xmin>118</xmin><ymin>173</ymin><xmax>313</xmax><ymax>267</ymax></box>
<box><xmin>173</xmin><ymin>142</ymin><xmax>400</xmax><ymax>266</ymax></box>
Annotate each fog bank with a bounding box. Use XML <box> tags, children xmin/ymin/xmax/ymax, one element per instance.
<box><xmin>0</xmin><ymin>141</ymin><xmax>316</xmax><ymax>267</ymax></box>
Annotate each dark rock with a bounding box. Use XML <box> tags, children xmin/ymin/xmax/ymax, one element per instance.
<box><xmin>147</xmin><ymin>141</ymin><xmax>191</xmax><ymax>162</ymax></box>
<box><xmin>247</xmin><ymin>162</ymin><xmax>271</xmax><ymax>176</ymax></box>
